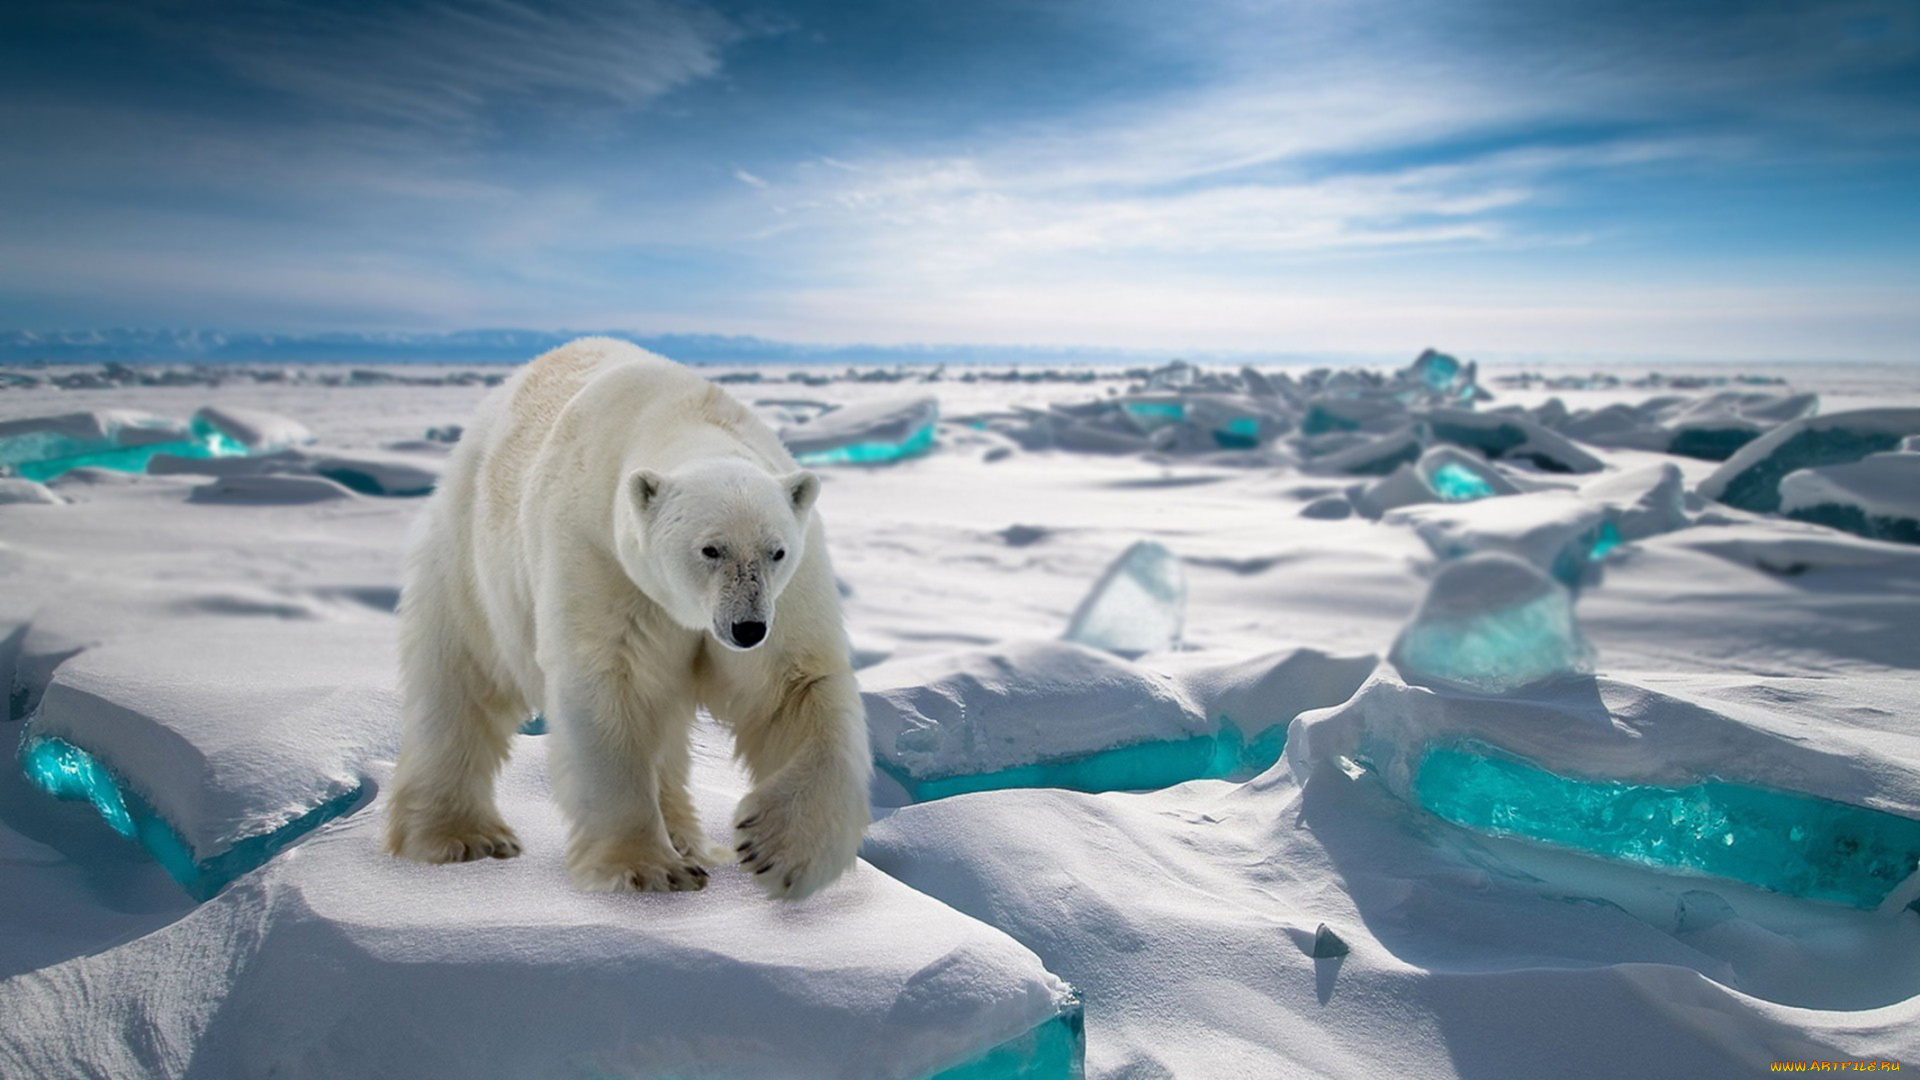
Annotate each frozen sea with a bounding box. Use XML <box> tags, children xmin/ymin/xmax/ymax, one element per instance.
<box><xmin>1</xmin><ymin>353</ymin><xmax>1918</xmax><ymax>1078</ymax></box>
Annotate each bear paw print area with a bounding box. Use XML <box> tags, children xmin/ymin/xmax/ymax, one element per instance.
<box><xmin>6</xmin><ymin>347</ymin><xmax>1920</xmax><ymax>1080</ymax></box>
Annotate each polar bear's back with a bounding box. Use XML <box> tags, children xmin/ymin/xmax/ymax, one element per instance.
<box><xmin>456</xmin><ymin>337</ymin><xmax>791</xmax><ymax>542</ymax></box>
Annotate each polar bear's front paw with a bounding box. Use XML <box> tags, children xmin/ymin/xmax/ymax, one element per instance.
<box><xmin>732</xmin><ymin>783</ymin><xmax>865</xmax><ymax>901</ymax></box>
<box><xmin>567</xmin><ymin>837</ymin><xmax>708</xmax><ymax>893</ymax></box>
<box><xmin>386</xmin><ymin>809</ymin><xmax>522</xmax><ymax>864</ymax></box>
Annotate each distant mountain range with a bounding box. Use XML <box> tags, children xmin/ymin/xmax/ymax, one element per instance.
<box><xmin>0</xmin><ymin>328</ymin><xmax>1339</xmax><ymax>367</ymax></box>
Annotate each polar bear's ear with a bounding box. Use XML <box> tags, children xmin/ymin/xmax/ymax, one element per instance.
<box><xmin>782</xmin><ymin>470</ymin><xmax>820</xmax><ymax>517</ymax></box>
<box><xmin>628</xmin><ymin>469</ymin><xmax>668</xmax><ymax>518</ymax></box>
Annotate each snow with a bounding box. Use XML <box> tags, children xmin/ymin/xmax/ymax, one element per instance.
<box><xmin>3</xmin><ymin>354</ymin><xmax>1919</xmax><ymax>1078</ymax></box>
<box><xmin>0</xmin><ymin>478</ymin><xmax>60</xmax><ymax>505</ymax></box>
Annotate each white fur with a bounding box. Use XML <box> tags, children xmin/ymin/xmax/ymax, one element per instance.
<box><xmin>384</xmin><ymin>338</ymin><xmax>872</xmax><ymax>900</ymax></box>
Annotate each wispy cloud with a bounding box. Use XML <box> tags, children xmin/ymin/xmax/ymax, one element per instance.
<box><xmin>112</xmin><ymin>0</ymin><xmax>748</xmax><ymax>132</ymax></box>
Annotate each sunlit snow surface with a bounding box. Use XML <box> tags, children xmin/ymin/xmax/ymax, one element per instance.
<box><xmin>1416</xmin><ymin>741</ymin><xmax>1920</xmax><ymax>909</ymax></box>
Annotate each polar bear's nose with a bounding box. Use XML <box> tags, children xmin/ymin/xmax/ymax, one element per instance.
<box><xmin>730</xmin><ymin>620</ymin><xmax>768</xmax><ymax>648</ymax></box>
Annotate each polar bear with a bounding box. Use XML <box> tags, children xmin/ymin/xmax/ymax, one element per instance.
<box><xmin>384</xmin><ymin>338</ymin><xmax>872</xmax><ymax>899</ymax></box>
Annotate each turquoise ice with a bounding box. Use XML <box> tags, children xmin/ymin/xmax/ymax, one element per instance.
<box><xmin>13</xmin><ymin>416</ymin><xmax>249</xmax><ymax>482</ymax></box>
<box><xmin>792</xmin><ymin>421</ymin><xmax>936</xmax><ymax>465</ymax></box>
<box><xmin>21</xmin><ymin>735</ymin><xmax>364</xmax><ymax>901</ymax></box>
<box><xmin>1427</xmin><ymin>461</ymin><xmax>1497</xmax><ymax>502</ymax></box>
<box><xmin>1212</xmin><ymin>415</ymin><xmax>1262</xmax><ymax>449</ymax></box>
<box><xmin>923</xmin><ymin>991</ymin><xmax>1084</xmax><ymax>1080</ymax></box>
<box><xmin>879</xmin><ymin>718</ymin><xmax>1288</xmax><ymax>803</ymax></box>
<box><xmin>1415</xmin><ymin>741</ymin><xmax>1920</xmax><ymax>909</ymax></box>
<box><xmin>785</xmin><ymin>396</ymin><xmax>940</xmax><ymax>466</ymax></box>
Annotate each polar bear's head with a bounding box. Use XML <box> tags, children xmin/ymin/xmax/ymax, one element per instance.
<box><xmin>623</xmin><ymin>458</ymin><xmax>821</xmax><ymax>651</ymax></box>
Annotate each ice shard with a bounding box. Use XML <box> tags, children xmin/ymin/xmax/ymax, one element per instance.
<box><xmin>1418</xmin><ymin>408</ymin><xmax>1603</xmax><ymax>474</ymax></box>
<box><xmin>1063</xmin><ymin>540</ymin><xmax>1186</xmax><ymax>657</ymax></box>
<box><xmin>1390</xmin><ymin>553</ymin><xmax>1594</xmax><ymax>693</ymax></box>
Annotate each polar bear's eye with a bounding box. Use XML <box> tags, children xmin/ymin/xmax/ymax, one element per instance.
<box><xmin>701</xmin><ymin>545</ymin><xmax>722</xmax><ymax>559</ymax></box>
<box><xmin>771</xmin><ymin>548</ymin><xmax>786</xmax><ymax>562</ymax></box>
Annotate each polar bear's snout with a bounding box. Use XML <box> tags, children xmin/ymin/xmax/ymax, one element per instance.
<box><xmin>714</xmin><ymin>558</ymin><xmax>775</xmax><ymax>650</ymax></box>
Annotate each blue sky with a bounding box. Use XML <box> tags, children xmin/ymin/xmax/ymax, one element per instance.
<box><xmin>2</xmin><ymin>0</ymin><xmax>1917</xmax><ymax>360</ymax></box>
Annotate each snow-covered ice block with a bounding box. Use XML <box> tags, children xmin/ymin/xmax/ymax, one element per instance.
<box><xmin>0</xmin><ymin>409</ymin><xmax>247</xmax><ymax>482</ymax></box>
<box><xmin>1386</xmin><ymin>491</ymin><xmax>1617</xmax><ymax>588</ymax></box>
<box><xmin>188</xmin><ymin>473</ymin><xmax>358</xmax><ymax>505</ymax></box>
<box><xmin>0</xmin><ymin>478</ymin><xmax>61</xmax><ymax>505</ymax></box>
<box><xmin>1418</xmin><ymin>408</ymin><xmax>1603</xmax><ymax>474</ymax></box>
<box><xmin>0</xmin><ymin>731</ymin><xmax>1083</xmax><ymax>1079</ymax></box>
<box><xmin>1289</xmin><ymin>672</ymin><xmax>1920</xmax><ymax>908</ymax></box>
<box><xmin>1063</xmin><ymin>540</ymin><xmax>1185</xmax><ymax>657</ymax></box>
<box><xmin>0</xmin><ymin>409</ymin><xmax>185</xmax><ymax>468</ymax></box>
<box><xmin>1388</xmin><ymin>553</ymin><xmax>1594</xmax><ymax>693</ymax></box>
<box><xmin>1699</xmin><ymin>408</ymin><xmax>1920</xmax><ymax>514</ymax></box>
<box><xmin>1301</xmin><ymin>395</ymin><xmax>1407</xmax><ymax>436</ymax></box>
<box><xmin>1778</xmin><ymin>452</ymin><xmax>1920</xmax><ymax>545</ymax></box>
<box><xmin>1299</xmin><ymin>493</ymin><xmax>1352</xmax><ymax>519</ymax></box>
<box><xmin>191</xmin><ymin>405</ymin><xmax>312</xmax><ymax>451</ymax></box>
<box><xmin>865</xmin><ymin>641</ymin><xmax>1375</xmax><ymax>805</ymax></box>
<box><xmin>1305</xmin><ymin>428</ymin><xmax>1421</xmax><ymax>476</ymax></box>
<box><xmin>308</xmin><ymin>451</ymin><xmax>440</xmax><ymax>496</ymax></box>
<box><xmin>22</xmin><ymin>617</ymin><xmax>398</xmax><ymax>899</ymax></box>
<box><xmin>1360</xmin><ymin>445</ymin><xmax>1521</xmax><ymax>517</ymax></box>
<box><xmin>1579</xmin><ymin>463</ymin><xmax>1689</xmax><ymax>541</ymax></box>
<box><xmin>1561</xmin><ymin>391</ymin><xmax>1820</xmax><ymax>461</ymax></box>
<box><xmin>866</xmin><ymin>641</ymin><xmax>1208</xmax><ymax>803</ymax></box>
<box><xmin>1414</xmin><ymin>741</ymin><xmax>1920</xmax><ymax>910</ymax></box>
<box><xmin>783</xmin><ymin>395</ymin><xmax>939</xmax><ymax>465</ymax></box>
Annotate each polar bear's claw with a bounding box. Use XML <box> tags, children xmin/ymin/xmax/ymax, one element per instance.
<box><xmin>387</xmin><ymin>812</ymin><xmax>523</xmax><ymax>865</ymax></box>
